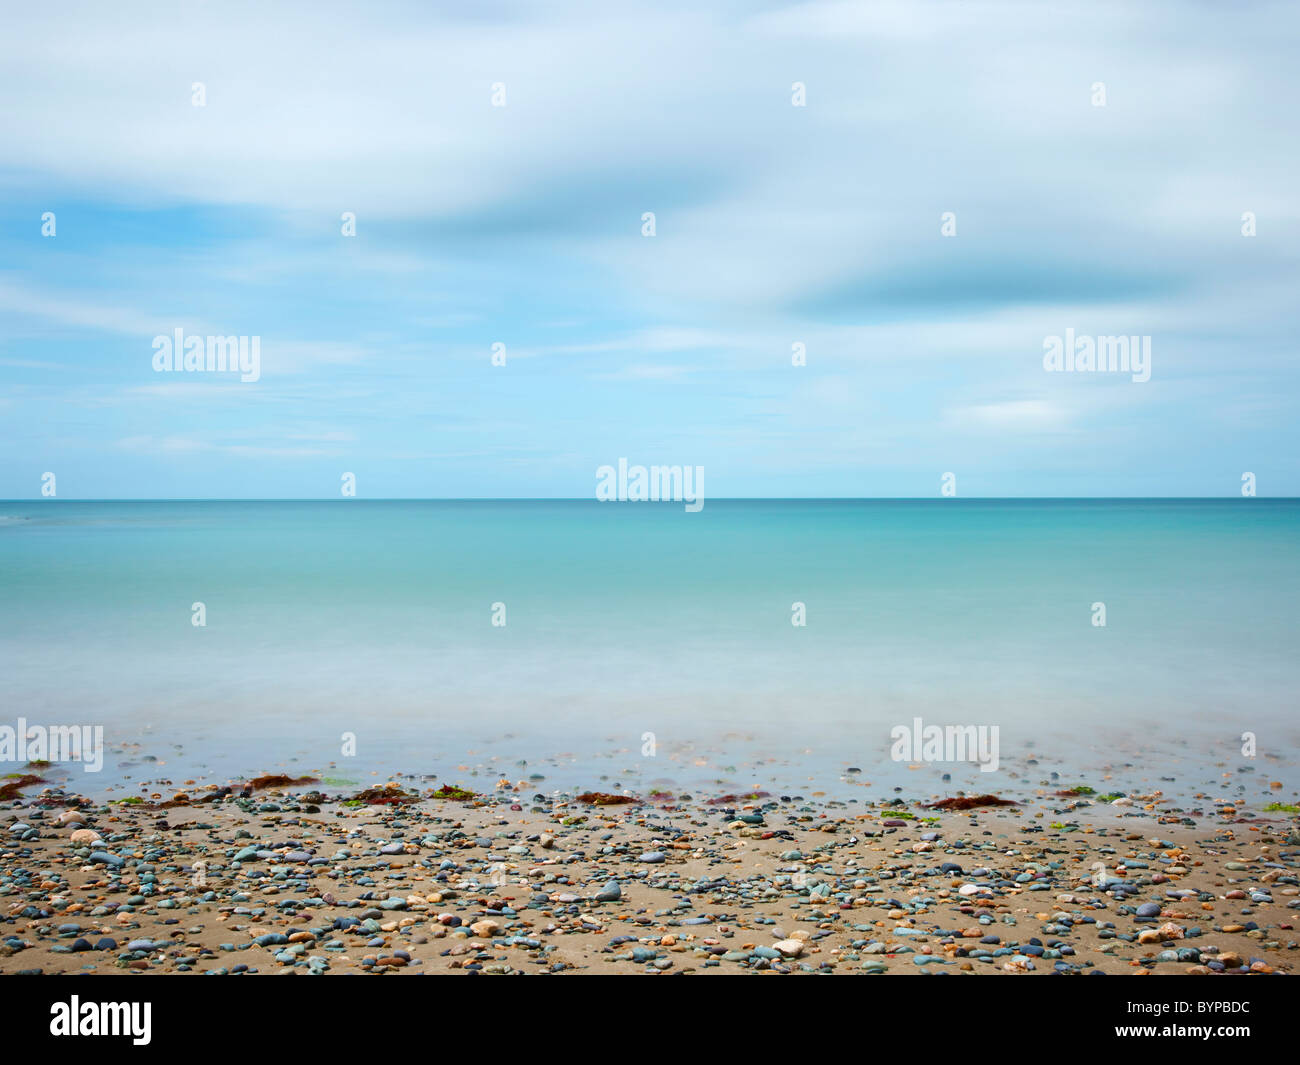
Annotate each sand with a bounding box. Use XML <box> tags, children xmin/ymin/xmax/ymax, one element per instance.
<box><xmin>2</xmin><ymin>772</ymin><xmax>1296</xmax><ymax>976</ymax></box>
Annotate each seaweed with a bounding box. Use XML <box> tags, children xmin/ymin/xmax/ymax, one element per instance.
<box><xmin>429</xmin><ymin>784</ymin><xmax>476</xmax><ymax>801</ymax></box>
<box><xmin>348</xmin><ymin>785</ymin><xmax>419</xmax><ymax>805</ymax></box>
<box><xmin>0</xmin><ymin>774</ymin><xmax>45</xmax><ymax>800</ymax></box>
<box><xmin>705</xmin><ymin>791</ymin><xmax>770</xmax><ymax>805</ymax></box>
<box><xmin>576</xmin><ymin>791</ymin><xmax>639</xmax><ymax>805</ymax></box>
<box><xmin>247</xmin><ymin>774</ymin><xmax>319</xmax><ymax>791</ymax></box>
<box><xmin>924</xmin><ymin>794</ymin><xmax>1018</xmax><ymax>811</ymax></box>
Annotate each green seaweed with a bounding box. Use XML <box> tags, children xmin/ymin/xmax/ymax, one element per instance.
<box><xmin>430</xmin><ymin>784</ymin><xmax>477</xmax><ymax>801</ymax></box>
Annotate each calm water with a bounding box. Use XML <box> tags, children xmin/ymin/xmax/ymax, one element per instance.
<box><xmin>1</xmin><ymin>499</ymin><xmax>1297</xmax><ymax>796</ymax></box>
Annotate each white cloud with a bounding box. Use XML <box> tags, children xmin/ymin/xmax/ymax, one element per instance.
<box><xmin>950</xmin><ymin>399</ymin><xmax>1069</xmax><ymax>432</ymax></box>
<box><xmin>115</xmin><ymin>434</ymin><xmax>331</xmax><ymax>458</ymax></box>
<box><xmin>594</xmin><ymin>363</ymin><xmax>694</xmax><ymax>381</ymax></box>
<box><xmin>0</xmin><ymin>279</ymin><xmax>173</xmax><ymax>336</ymax></box>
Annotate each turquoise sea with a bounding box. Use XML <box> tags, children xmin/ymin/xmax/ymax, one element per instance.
<box><xmin>1</xmin><ymin>499</ymin><xmax>1297</xmax><ymax>799</ymax></box>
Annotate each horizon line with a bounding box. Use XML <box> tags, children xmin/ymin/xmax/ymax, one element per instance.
<box><xmin>2</xmin><ymin>496</ymin><xmax>1294</xmax><ymax>504</ymax></box>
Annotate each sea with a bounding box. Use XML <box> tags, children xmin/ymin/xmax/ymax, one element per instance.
<box><xmin>2</xmin><ymin>499</ymin><xmax>1297</xmax><ymax>802</ymax></box>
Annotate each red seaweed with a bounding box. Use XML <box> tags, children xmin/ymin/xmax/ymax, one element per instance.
<box><xmin>924</xmin><ymin>794</ymin><xmax>1017</xmax><ymax>811</ymax></box>
<box><xmin>0</xmin><ymin>774</ymin><xmax>45</xmax><ymax>801</ymax></box>
<box><xmin>576</xmin><ymin>791</ymin><xmax>639</xmax><ymax>806</ymax></box>
<box><xmin>247</xmin><ymin>774</ymin><xmax>319</xmax><ymax>791</ymax></box>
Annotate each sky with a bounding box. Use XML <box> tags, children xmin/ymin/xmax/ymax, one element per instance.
<box><xmin>1</xmin><ymin>0</ymin><xmax>1297</xmax><ymax>499</ymax></box>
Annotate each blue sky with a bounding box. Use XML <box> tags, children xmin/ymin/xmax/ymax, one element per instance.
<box><xmin>2</xmin><ymin>0</ymin><xmax>1298</xmax><ymax>498</ymax></box>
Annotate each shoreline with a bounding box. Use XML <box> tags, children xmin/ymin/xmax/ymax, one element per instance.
<box><xmin>8</xmin><ymin>715</ymin><xmax>1299</xmax><ymax>808</ymax></box>
<box><xmin>2</xmin><ymin>771</ymin><xmax>1296</xmax><ymax>976</ymax></box>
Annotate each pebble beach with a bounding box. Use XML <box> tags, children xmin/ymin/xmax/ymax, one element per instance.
<box><xmin>3</xmin><ymin>768</ymin><xmax>1297</xmax><ymax>977</ymax></box>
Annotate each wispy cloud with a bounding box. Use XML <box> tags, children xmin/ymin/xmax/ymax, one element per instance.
<box><xmin>949</xmin><ymin>399</ymin><xmax>1071</xmax><ymax>432</ymax></box>
<box><xmin>116</xmin><ymin>434</ymin><xmax>333</xmax><ymax>458</ymax></box>
<box><xmin>1</xmin><ymin>0</ymin><xmax>1297</xmax><ymax>497</ymax></box>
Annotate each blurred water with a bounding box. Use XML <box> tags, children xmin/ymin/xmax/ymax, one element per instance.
<box><xmin>1</xmin><ymin>499</ymin><xmax>1296</xmax><ymax>794</ymax></box>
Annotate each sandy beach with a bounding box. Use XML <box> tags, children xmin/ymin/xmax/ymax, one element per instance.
<box><xmin>3</xmin><ymin>769</ymin><xmax>1296</xmax><ymax>977</ymax></box>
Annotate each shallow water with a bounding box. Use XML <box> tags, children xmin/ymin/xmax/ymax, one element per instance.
<box><xmin>2</xmin><ymin>499</ymin><xmax>1297</xmax><ymax>798</ymax></box>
